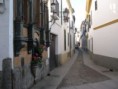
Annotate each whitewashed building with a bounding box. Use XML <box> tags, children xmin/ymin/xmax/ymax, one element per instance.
<box><xmin>86</xmin><ymin>0</ymin><xmax>118</xmax><ymax>70</ymax></box>
<box><xmin>48</xmin><ymin>0</ymin><xmax>75</xmax><ymax>70</ymax></box>
<box><xmin>0</xmin><ymin>0</ymin><xmax>75</xmax><ymax>88</ymax></box>
<box><xmin>0</xmin><ymin>0</ymin><xmax>13</xmax><ymax>70</ymax></box>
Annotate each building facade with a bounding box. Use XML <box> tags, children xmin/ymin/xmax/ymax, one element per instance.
<box><xmin>79</xmin><ymin>20</ymin><xmax>88</xmax><ymax>50</ymax></box>
<box><xmin>0</xmin><ymin>1</ymin><xmax>13</xmax><ymax>88</ymax></box>
<box><xmin>0</xmin><ymin>0</ymin><xmax>50</xmax><ymax>89</ymax></box>
<box><xmin>86</xmin><ymin>0</ymin><xmax>118</xmax><ymax>70</ymax></box>
<box><xmin>0</xmin><ymin>0</ymin><xmax>75</xmax><ymax>89</ymax></box>
<box><xmin>48</xmin><ymin>0</ymin><xmax>75</xmax><ymax>70</ymax></box>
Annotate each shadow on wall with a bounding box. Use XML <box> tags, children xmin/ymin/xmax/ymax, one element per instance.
<box><xmin>90</xmin><ymin>52</ymin><xmax>118</xmax><ymax>71</ymax></box>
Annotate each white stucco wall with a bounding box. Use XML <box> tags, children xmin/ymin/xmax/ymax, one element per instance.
<box><xmin>48</xmin><ymin>0</ymin><xmax>74</xmax><ymax>55</ymax></box>
<box><xmin>50</xmin><ymin>19</ymin><xmax>71</xmax><ymax>55</ymax></box>
<box><xmin>88</xmin><ymin>0</ymin><xmax>118</xmax><ymax>58</ymax></box>
<box><xmin>70</xmin><ymin>28</ymin><xmax>75</xmax><ymax>50</ymax></box>
<box><xmin>92</xmin><ymin>0</ymin><xmax>118</xmax><ymax>27</ymax></box>
<box><xmin>0</xmin><ymin>0</ymin><xmax>13</xmax><ymax>70</ymax></box>
<box><xmin>94</xmin><ymin>23</ymin><xmax>118</xmax><ymax>58</ymax></box>
<box><xmin>50</xmin><ymin>19</ymin><xmax>63</xmax><ymax>55</ymax></box>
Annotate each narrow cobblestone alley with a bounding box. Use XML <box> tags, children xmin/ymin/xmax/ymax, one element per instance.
<box><xmin>30</xmin><ymin>50</ymin><xmax>118</xmax><ymax>89</ymax></box>
<box><xmin>57</xmin><ymin>50</ymin><xmax>118</xmax><ymax>89</ymax></box>
<box><xmin>0</xmin><ymin>0</ymin><xmax>118</xmax><ymax>89</ymax></box>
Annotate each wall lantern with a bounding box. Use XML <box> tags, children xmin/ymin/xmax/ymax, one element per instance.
<box><xmin>51</xmin><ymin>2</ymin><xmax>56</xmax><ymax>13</ymax></box>
<box><xmin>51</xmin><ymin>0</ymin><xmax>59</xmax><ymax>22</ymax></box>
<box><xmin>74</xmin><ymin>28</ymin><xmax>77</xmax><ymax>34</ymax></box>
<box><xmin>45</xmin><ymin>0</ymin><xmax>58</xmax><ymax>47</ymax></box>
<box><xmin>0</xmin><ymin>0</ymin><xmax>5</xmax><ymax>14</ymax></box>
<box><xmin>51</xmin><ymin>0</ymin><xmax>57</xmax><ymax>12</ymax></box>
<box><xmin>63</xmin><ymin>8</ymin><xmax>69</xmax><ymax>22</ymax></box>
<box><xmin>63</xmin><ymin>9</ymin><xmax>68</xmax><ymax>17</ymax></box>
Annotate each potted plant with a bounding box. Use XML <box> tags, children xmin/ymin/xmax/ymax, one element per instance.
<box><xmin>31</xmin><ymin>53</ymin><xmax>43</xmax><ymax>83</ymax></box>
<box><xmin>32</xmin><ymin>53</ymin><xmax>42</xmax><ymax>66</ymax></box>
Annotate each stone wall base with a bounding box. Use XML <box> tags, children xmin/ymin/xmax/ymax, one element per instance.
<box><xmin>56</xmin><ymin>50</ymin><xmax>75</xmax><ymax>66</ymax></box>
<box><xmin>89</xmin><ymin>51</ymin><xmax>118</xmax><ymax>71</ymax></box>
<box><xmin>13</xmin><ymin>64</ymin><xmax>49</xmax><ymax>89</ymax></box>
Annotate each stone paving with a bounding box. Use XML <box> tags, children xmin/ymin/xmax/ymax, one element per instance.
<box><xmin>30</xmin><ymin>51</ymin><xmax>78</xmax><ymax>89</ymax></box>
<box><xmin>31</xmin><ymin>49</ymin><xmax>118</xmax><ymax>89</ymax></box>
<box><xmin>57</xmin><ymin>50</ymin><xmax>110</xmax><ymax>89</ymax></box>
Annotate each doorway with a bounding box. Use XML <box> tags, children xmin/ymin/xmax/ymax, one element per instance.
<box><xmin>49</xmin><ymin>34</ymin><xmax>57</xmax><ymax>71</ymax></box>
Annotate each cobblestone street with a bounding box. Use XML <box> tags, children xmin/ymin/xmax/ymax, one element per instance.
<box><xmin>0</xmin><ymin>0</ymin><xmax>118</xmax><ymax>89</ymax></box>
<box><xmin>57</xmin><ymin>50</ymin><xmax>112</xmax><ymax>89</ymax></box>
<box><xmin>19</xmin><ymin>50</ymin><xmax>118</xmax><ymax>89</ymax></box>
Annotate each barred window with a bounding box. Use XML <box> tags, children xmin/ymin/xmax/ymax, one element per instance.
<box><xmin>95</xmin><ymin>0</ymin><xmax>98</xmax><ymax>10</ymax></box>
<box><xmin>64</xmin><ymin>30</ymin><xmax>66</xmax><ymax>51</ymax></box>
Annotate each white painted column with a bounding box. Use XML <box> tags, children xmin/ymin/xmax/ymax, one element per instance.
<box><xmin>9</xmin><ymin>0</ymin><xmax>14</xmax><ymax>69</ymax></box>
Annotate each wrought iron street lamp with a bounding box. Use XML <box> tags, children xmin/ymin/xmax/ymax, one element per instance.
<box><xmin>45</xmin><ymin>0</ymin><xmax>58</xmax><ymax>47</ymax></box>
<box><xmin>63</xmin><ymin>8</ymin><xmax>69</xmax><ymax>22</ymax></box>
<box><xmin>51</xmin><ymin>0</ymin><xmax>59</xmax><ymax>22</ymax></box>
<box><xmin>63</xmin><ymin>10</ymin><xmax>68</xmax><ymax>17</ymax></box>
<box><xmin>51</xmin><ymin>2</ymin><xmax>56</xmax><ymax>12</ymax></box>
<box><xmin>74</xmin><ymin>28</ymin><xmax>77</xmax><ymax>34</ymax></box>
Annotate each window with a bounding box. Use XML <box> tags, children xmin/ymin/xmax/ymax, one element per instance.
<box><xmin>23</xmin><ymin>0</ymin><xmax>29</xmax><ymax>24</ymax></box>
<box><xmin>68</xmin><ymin>33</ymin><xmax>69</xmax><ymax>46</ymax></box>
<box><xmin>56</xmin><ymin>1</ymin><xmax>59</xmax><ymax>16</ymax></box>
<box><xmin>64</xmin><ymin>30</ymin><xmax>66</xmax><ymax>51</ymax></box>
<box><xmin>95</xmin><ymin>0</ymin><xmax>98</xmax><ymax>10</ymax></box>
<box><xmin>90</xmin><ymin>11</ymin><xmax>92</xmax><ymax>26</ymax></box>
<box><xmin>88</xmin><ymin>14</ymin><xmax>91</xmax><ymax>29</ymax></box>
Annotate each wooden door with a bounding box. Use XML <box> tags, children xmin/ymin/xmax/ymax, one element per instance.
<box><xmin>49</xmin><ymin>34</ymin><xmax>57</xmax><ymax>71</ymax></box>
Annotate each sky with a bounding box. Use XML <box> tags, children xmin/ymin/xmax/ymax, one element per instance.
<box><xmin>58</xmin><ymin>0</ymin><xmax>86</xmax><ymax>31</ymax></box>
<box><xmin>70</xmin><ymin>0</ymin><xmax>86</xmax><ymax>30</ymax></box>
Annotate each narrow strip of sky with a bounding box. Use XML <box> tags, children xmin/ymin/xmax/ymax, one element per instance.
<box><xmin>70</xmin><ymin>0</ymin><xmax>86</xmax><ymax>30</ymax></box>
